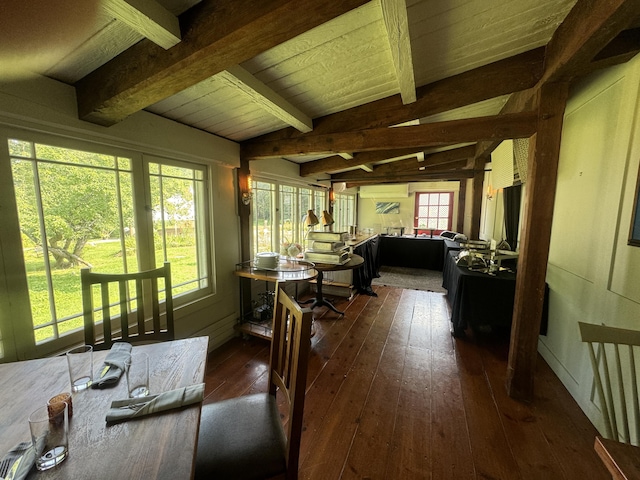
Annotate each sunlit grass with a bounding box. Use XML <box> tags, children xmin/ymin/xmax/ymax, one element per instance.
<box><xmin>24</xmin><ymin>240</ymin><xmax>197</xmax><ymax>343</ymax></box>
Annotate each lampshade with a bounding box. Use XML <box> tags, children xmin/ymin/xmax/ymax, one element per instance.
<box><xmin>321</xmin><ymin>210</ymin><xmax>334</xmax><ymax>226</ymax></box>
<box><xmin>305</xmin><ymin>210</ymin><xmax>319</xmax><ymax>227</ymax></box>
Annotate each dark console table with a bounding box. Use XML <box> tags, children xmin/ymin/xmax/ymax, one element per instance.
<box><xmin>379</xmin><ymin>235</ymin><xmax>445</xmax><ymax>271</ymax></box>
<box><xmin>442</xmin><ymin>251</ymin><xmax>548</xmax><ymax>337</ymax></box>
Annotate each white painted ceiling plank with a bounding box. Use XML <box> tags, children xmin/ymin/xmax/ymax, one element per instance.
<box><xmin>102</xmin><ymin>0</ymin><xmax>181</xmax><ymax>49</ymax></box>
<box><xmin>218</xmin><ymin>65</ymin><xmax>313</xmax><ymax>133</ymax></box>
<box><xmin>380</xmin><ymin>0</ymin><xmax>416</xmax><ymax>104</ymax></box>
<box><xmin>339</xmin><ymin>153</ymin><xmax>354</xmax><ymax>160</ymax></box>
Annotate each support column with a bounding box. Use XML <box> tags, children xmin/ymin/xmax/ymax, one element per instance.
<box><xmin>506</xmin><ymin>82</ymin><xmax>570</xmax><ymax>401</ymax></box>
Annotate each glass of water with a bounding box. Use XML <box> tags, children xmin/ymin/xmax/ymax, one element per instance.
<box><xmin>28</xmin><ymin>403</ymin><xmax>69</xmax><ymax>471</ymax></box>
<box><xmin>126</xmin><ymin>352</ymin><xmax>150</xmax><ymax>398</ymax></box>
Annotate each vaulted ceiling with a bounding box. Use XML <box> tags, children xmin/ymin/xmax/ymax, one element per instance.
<box><xmin>8</xmin><ymin>0</ymin><xmax>640</xmax><ymax>185</ymax></box>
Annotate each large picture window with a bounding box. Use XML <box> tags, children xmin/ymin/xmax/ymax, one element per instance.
<box><xmin>7</xmin><ymin>136</ymin><xmax>211</xmax><ymax>351</ymax></box>
<box><xmin>334</xmin><ymin>193</ymin><xmax>356</xmax><ymax>232</ymax></box>
<box><xmin>250</xmin><ymin>178</ymin><xmax>326</xmax><ymax>256</ymax></box>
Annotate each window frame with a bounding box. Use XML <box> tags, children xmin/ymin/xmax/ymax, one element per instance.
<box><xmin>250</xmin><ymin>177</ymin><xmax>327</xmax><ymax>257</ymax></box>
<box><xmin>414</xmin><ymin>191</ymin><xmax>454</xmax><ymax>234</ymax></box>
<box><xmin>1</xmin><ymin>128</ymin><xmax>214</xmax><ymax>358</ymax></box>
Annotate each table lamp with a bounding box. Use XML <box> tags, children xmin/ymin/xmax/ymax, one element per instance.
<box><xmin>321</xmin><ymin>210</ymin><xmax>334</xmax><ymax>229</ymax></box>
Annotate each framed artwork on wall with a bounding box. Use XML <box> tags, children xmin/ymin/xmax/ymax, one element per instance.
<box><xmin>376</xmin><ymin>202</ymin><xmax>400</xmax><ymax>214</ymax></box>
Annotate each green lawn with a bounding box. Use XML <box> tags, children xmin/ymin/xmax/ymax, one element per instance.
<box><xmin>24</xmin><ymin>240</ymin><xmax>198</xmax><ymax>343</ymax></box>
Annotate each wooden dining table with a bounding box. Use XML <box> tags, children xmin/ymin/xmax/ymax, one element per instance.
<box><xmin>0</xmin><ymin>336</ymin><xmax>208</xmax><ymax>480</ymax></box>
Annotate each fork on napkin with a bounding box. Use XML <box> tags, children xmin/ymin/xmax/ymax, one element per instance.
<box><xmin>0</xmin><ymin>441</ymin><xmax>34</xmax><ymax>480</ymax></box>
<box><xmin>106</xmin><ymin>383</ymin><xmax>205</xmax><ymax>423</ymax></box>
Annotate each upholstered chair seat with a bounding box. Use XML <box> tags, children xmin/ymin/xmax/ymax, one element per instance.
<box><xmin>195</xmin><ymin>393</ymin><xmax>286</xmax><ymax>479</ymax></box>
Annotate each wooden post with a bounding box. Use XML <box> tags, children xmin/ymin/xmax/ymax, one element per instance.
<box><xmin>506</xmin><ymin>82</ymin><xmax>570</xmax><ymax>401</ymax></box>
<box><xmin>237</xmin><ymin>157</ymin><xmax>252</xmax><ymax>318</ymax></box>
<box><xmin>470</xmin><ymin>158</ymin><xmax>484</xmax><ymax>239</ymax></box>
<box><xmin>457</xmin><ymin>179</ymin><xmax>467</xmax><ymax>233</ymax></box>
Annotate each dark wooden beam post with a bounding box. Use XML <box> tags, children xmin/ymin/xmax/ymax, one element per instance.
<box><xmin>470</xmin><ymin>158</ymin><xmax>484</xmax><ymax>239</ymax></box>
<box><xmin>506</xmin><ymin>82</ymin><xmax>570</xmax><ymax>401</ymax></box>
<box><xmin>237</xmin><ymin>157</ymin><xmax>252</xmax><ymax>317</ymax></box>
<box><xmin>238</xmin><ymin>157</ymin><xmax>252</xmax><ymax>261</ymax></box>
<box><xmin>457</xmin><ymin>179</ymin><xmax>467</xmax><ymax>233</ymax></box>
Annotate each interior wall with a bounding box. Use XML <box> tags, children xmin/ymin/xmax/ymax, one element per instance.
<box><xmin>357</xmin><ymin>181</ymin><xmax>461</xmax><ymax>235</ymax></box>
<box><xmin>0</xmin><ymin>74</ymin><xmax>241</xmax><ymax>356</ymax></box>
<box><xmin>494</xmin><ymin>54</ymin><xmax>640</xmax><ymax>437</ymax></box>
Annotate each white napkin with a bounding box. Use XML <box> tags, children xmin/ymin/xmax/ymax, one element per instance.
<box><xmin>0</xmin><ymin>441</ymin><xmax>34</xmax><ymax>480</ymax></box>
<box><xmin>106</xmin><ymin>383</ymin><xmax>205</xmax><ymax>423</ymax></box>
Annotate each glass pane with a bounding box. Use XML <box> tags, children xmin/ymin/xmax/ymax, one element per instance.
<box><xmin>35</xmin><ymin>143</ymin><xmax>116</xmax><ymax>168</ymax></box>
<box><xmin>279</xmin><ymin>186</ymin><xmax>295</xmax><ymax>246</ymax></box>
<box><xmin>11</xmin><ymin>143</ymin><xmax>136</xmax><ymax>345</ymax></box>
<box><xmin>314</xmin><ymin>191</ymin><xmax>326</xmax><ymax>215</ymax></box>
<box><xmin>252</xmin><ymin>181</ymin><xmax>275</xmax><ymax>254</ymax></box>
<box><xmin>8</xmin><ymin>139</ymin><xmax>33</xmax><ymax>158</ymax></box>
<box><xmin>150</xmin><ymin>162</ymin><xmax>208</xmax><ymax>298</ymax></box>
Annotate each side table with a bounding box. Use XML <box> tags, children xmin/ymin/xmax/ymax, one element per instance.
<box><xmin>306</xmin><ymin>254</ymin><xmax>364</xmax><ymax>315</ymax></box>
<box><xmin>234</xmin><ymin>257</ymin><xmax>317</xmax><ymax>339</ymax></box>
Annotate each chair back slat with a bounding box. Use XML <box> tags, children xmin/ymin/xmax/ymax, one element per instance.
<box><xmin>118</xmin><ymin>279</ymin><xmax>128</xmax><ymax>341</ymax></box>
<box><xmin>81</xmin><ymin>262</ymin><xmax>174</xmax><ymax>350</ymax></box>
<box><xmin>100</xmin><ymin>283</ymin><xmax>112</xmax><ymax>344</ymax></box>
<box><xmin>268</xmin><ymin>287</ymin><xmax>312</xmax><ymax>473</ymax></box>
<box><xmin>580</xmin><ymin>322</ymin><xmax>640</xmax><ymax>445</ymax></box>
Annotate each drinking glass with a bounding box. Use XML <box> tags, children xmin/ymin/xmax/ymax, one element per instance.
<box><xmin>28</xmin><ymin>403</ymin><xmax>69</xmax><ymax>471</ymax></box>
<box><xmin>66</xmin><ymin>345</ymin><xmax>93</xmax><ymax>392</ymax></box>
<box><xmin>126</xmin><ymin>352</ymin><xmax>149</xmax><ymax>398</ymax></box>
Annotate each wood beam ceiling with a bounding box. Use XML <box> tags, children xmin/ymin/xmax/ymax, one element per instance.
<box><xmin>75</xmin><ymin>0</ymin><xmax>369</xmax><ymax>126</ymax></box>
<box><xmin>247</xmin><ymin>47</ymin><xmax>545</xmax><ymax>144</ymax></box>
<box><xmin>380</xmin><ymin>0</ymin><xmax>416</xmax><ymax>104</ymax></box>
<box><xmin>102</xmin><ymin>0</ymin><xmax>181</xmax><ymax>49</ymax></box>
<box><xmin>300</xmin><ymin>148</ymin><xmax>425</xmax><ymax>177</ymax></box>
<box><xmin>241</xmin><ymin>112</ymin><xmax>537</xmax><ymax>159</ymax></box>
<box><xmin>218</xmin><ymin>65</ymin><xmax>313</xmax><ymax>133</ymax></box>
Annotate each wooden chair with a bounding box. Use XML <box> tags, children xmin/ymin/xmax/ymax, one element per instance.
<box><xmin>81</xmin><ymin>262</ymin><xmax>174</xmax><ymax>351</ymax></box>
<box><xmin>195</xmin><ymin>287</ymin><xmax>313</xmax><ymax>480</ymax></box>
<box><xmin>579</xmin><ymin>321</ymin><xmax>640</xmax><ymax>444</ymax></box>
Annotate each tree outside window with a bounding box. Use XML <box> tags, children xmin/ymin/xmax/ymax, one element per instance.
<box><xmin>8</xmin><ymin>137</ymin><xmax>210</xmax><ymax>351</ymax></box>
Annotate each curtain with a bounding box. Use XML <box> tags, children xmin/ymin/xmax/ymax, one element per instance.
<box><xmin>503</xmin><ymin>185</ymin><xmax>522</xmax><ymax>251</ymax></box>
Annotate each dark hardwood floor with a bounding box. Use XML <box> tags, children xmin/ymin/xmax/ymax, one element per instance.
<box><xmin>203</xmin><ymin>285</ymin><xmax>610</xmax><ymax>479</ymax></box>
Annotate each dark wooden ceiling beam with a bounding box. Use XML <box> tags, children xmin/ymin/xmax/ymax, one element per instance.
<box><xmin>300</xmin><ymin>148</ymin><xmax>424</xmax><ymax>177</ymax></box>
<box><xmin>247</xmin><ymin>47</ymin><xmax>545</xmax><ymax>145</ymax></box>
<box><xmin>332</xmin><ymin>145</ymin><xmax>475</xmax><ymax>178</ymax></box>
<box><xmin>340</xmin><ymin>169</ymin><xmax>476</xmax><ymax>187</ymax></box>
<box><xmin>476</xmin><ymin>3</ymin><xmax>640</xmax><ymax>162</ymax></box>
<box><xmin>543</xmin><ymin>0</ymin><xmax>640</xmax><ymax>84</ymax></box>
<box><xmin>75</xmin><ymin>0</ymin><xmax>369</xmax><ymax>126</ymax></box>
<box><xmin>331</xmin><ymin>158</ymin><xmax>467</xmax><ymax>181</ymax></box>
<box><xmin>243</xmin><ymin>112</ymin><xmax>537</xmax><ymax>159</ymax></box>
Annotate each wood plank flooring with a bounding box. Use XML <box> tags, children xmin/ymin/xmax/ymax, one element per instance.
<box><xmin>203</xmin><ymin>286</ymin><xmax>610</xmax><ymax>479</ymax></box>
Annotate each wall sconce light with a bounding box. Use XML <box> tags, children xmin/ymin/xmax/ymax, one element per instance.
<box><xmin>329</xmin><ymin>188</ymin><xmax>336</xmax><ymax>206</ymax></box>
<box><xmin>242</xmin><ymin>175</ymin><xmax>253</xmax><ymax>206</ymax></box>
<box><xmin>486</xmin><ymin>185</ymin><xmax>496</xmax><ymax>201</ymax></box>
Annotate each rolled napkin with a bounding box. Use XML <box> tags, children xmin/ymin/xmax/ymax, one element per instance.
<box><xmin>0</xmin><ymin>441</ymin><xmax>34</xmax><ymax>480</ymax></box>
<box><xmin>92</xmin><ymin>342</ymin><xmax>132</xmax><ymax>389</ymax></box>
<box><xmin>106</xmin><ymin>383</ymin><xmax>205</xmax><ymax>423</ymax></box>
